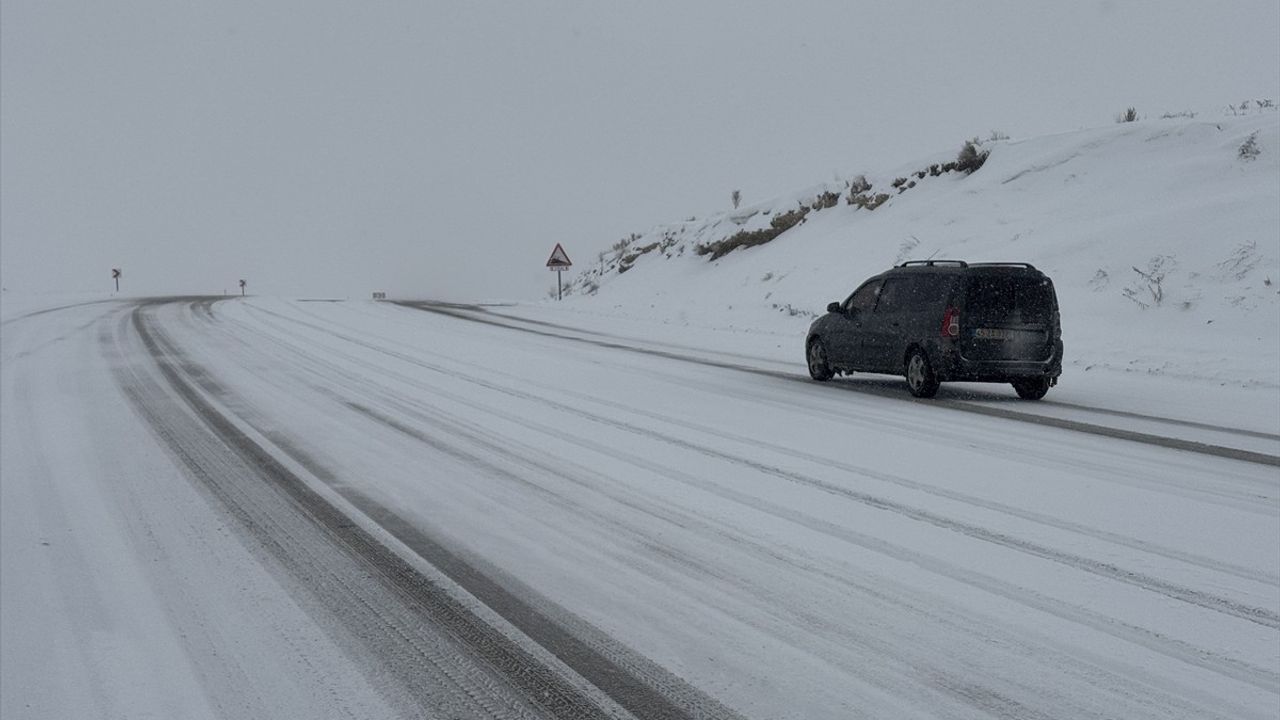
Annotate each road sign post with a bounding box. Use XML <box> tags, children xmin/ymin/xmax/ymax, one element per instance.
<box><xmin>111</xmin><ymin>268</ymin><xmax>121</xmax><ymax>292</ymax></box>
<box><xmin>545</xmin><ymin>243</ymin><xmax>572</xmax><ymax>301</ymax></box>
<box><xmin>239</xmin><ymin>279</ymin><xmax>246</xmax><ymax>296</ymax></box>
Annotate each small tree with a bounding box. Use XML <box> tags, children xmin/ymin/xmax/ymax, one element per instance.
<box><xmin>731</xmin><ymin>190</ymin><xmax>741</xmax><ymax>209</ymax></box>
<box><xmin>1116</xmin><ymin>107</ymin><xmax>1138</xmax><ymax>123</ymax></box>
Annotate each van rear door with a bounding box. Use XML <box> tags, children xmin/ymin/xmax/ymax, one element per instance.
<box><xmin>960</xmin><ymin>273</ymin><xmax>1057</xmax><ymax>362</ymax></box>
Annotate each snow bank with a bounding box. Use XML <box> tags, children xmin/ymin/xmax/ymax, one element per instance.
<box><xmin>554</xmin><ymin>112</ymin><xmax>1280</xmax><ymax>388</ymax></box>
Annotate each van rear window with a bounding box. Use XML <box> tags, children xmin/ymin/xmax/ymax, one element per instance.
<box><xmin>965</xmin><ymin>275</ymin><xmax>1056</xmax><ymax>321</ymax></box>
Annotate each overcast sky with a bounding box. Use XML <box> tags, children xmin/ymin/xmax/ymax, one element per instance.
<box><xmin>3</xmin><ymin>1</ymin><xmax>1278</xmax><ymax>300</ymax></box>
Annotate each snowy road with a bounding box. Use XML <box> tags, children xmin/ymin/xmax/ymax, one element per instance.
<box><xmin>2</xmin><ymin>296</ymin><xmax>1277</xmax><ymax>719</ymax></box>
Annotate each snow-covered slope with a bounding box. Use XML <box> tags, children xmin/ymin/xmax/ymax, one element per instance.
<box><xmin>557</xmin><ymin>112</ymin><xmax>1280</xmax><ymax>388</ymax></box>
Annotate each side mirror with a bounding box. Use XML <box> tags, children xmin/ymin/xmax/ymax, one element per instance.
<box><xmin>827</xmin><ymin>302</ymin><xmax>842</xmax><ymax>314</ymax></box>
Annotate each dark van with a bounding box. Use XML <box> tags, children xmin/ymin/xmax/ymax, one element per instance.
<box><xmin>805</xmin><ymin>260</ymin><xmax>1063</xmax><ymax>398</ymax></box>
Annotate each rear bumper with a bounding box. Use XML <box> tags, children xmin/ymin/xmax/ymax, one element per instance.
<box><xmin>936</xmin><ymin>340</ymin><xmax>1063</xmax><ymax>383</ymax></box>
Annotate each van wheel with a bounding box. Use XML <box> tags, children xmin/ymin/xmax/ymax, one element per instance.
<box><xmin>1012</xmin><ymin>377</ymin><xmax>1051</xmax><ymax>400</ymax></box>
<box><xmin>807</xmin><ymin>338</ymin><xmax>834</xmax><ymax>381</ymax></box>
<box><xmin>905</xmin><ymin>349</ymin><xmax>939</xmax><ymax>398</ymax></box>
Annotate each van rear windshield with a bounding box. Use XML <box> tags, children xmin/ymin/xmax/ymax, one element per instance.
<box><xmin>964</xmin><ymin>275</ymin><xmax>1056</xmax><ymax>321</ymax></box>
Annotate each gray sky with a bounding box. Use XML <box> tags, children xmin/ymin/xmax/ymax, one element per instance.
<box><xmin>3</xmin><ymin>0</ymin><xmax>1278</xmax><ymax>300</ymax></box>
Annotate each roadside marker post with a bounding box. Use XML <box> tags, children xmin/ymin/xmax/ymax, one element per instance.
<box><xmin>111</xmin><ymin>268</ymin><xmax>121</xmax><ymax>292</ymax></box>
<box><xmin>545</xmin><ymin>243</ymin><xmax>572</xmax><ymax>301</ymax></box>
<box><xmin>239</xmin><ymin>279</ymin><xmax>247</xmax><ymax>296</ymax></box>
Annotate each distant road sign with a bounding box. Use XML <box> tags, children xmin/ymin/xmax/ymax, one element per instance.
<box><xmin>372</xmin><ymin>292</ymin><xmax>387</xmax><ymax>300</ymax></box>
<box><xmin>546</xmin><ymin>243</ymin><xmax>572</xmax><ymax>270</ymax></box>
<box><xmin>546</xmin><ymin>243</ymin><xmax>572</xmax><ymax>301</ymax></box>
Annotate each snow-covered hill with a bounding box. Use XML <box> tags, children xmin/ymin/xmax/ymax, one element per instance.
<box><xmin>555</xmin><ymin>111</ymin><xmax>1280</xmax><ymax>388</ymax></box>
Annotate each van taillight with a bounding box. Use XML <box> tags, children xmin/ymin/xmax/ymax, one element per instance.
<box><xmin>941</xmin><ymin>307</ymin><xmax>960</xmax><ymax>338</ymax></box>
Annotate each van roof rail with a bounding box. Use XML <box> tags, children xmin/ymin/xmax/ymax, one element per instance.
<box><xmin>896</xmin><ymin>260</ymin><xmax>968</xmax><ymax>268</ymax></box>
<box><xmin>967</xmin><ymin>262</ymin><xmax>1038</xmax><ymax>270</ymax></box>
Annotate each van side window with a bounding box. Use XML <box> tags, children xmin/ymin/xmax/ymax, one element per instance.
<box><xmin>844</xmin><ymin>279</ymin><xmax>882</xmax><ymax>313</ymax></box>
<box><xmin>876</xmin><ymin>275</ymin><xmax>950</xmax><ymax>314</ymax></box>
<box><xmin>875</xmin><ymin>278</ymin><xmax>905</xmax><ymax>313</ymax></box>
<box><xmin>904</xmin><ymin>275</ymin><xmax>953</xmax><ymax>308</ymax></box>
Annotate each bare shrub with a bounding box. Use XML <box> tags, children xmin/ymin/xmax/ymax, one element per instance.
<box><xmin>1116</xmin><ymin>107</ymin><xmax>1139</xmax><ymax>123</ymax></box>
<box><xmin>810</xmin><ymin>190</ymin><xmax>840</xmax><ymax>210</ymax></box>
<box><xmin>731</xmin><ymin>190</ymin><xmax>741</xmax><ymax>209</ymax></box>
<box><xmin>955</xmin><ymin>140</ymin><xmax>989</xmax><ymax>174</ymax></box>
<box><xmin>1123</xmin><ymin>256</ymin><xmax>1175</xmax><ymax>308</ymax></box>
<box><xmin>694</xmin><ymin>207</ymin><xmax>810</xmax><ymax>260</ymax></box>
<box><xmin>1088</xmin><ymin>269</ymin><xmax>1110</xmax><ymax>292</ymax></box>
<box><xmin>618</xmin><ymin>242</ymin><xmax>661</xmax><ymax>273</ymax></box>
<box><xmin>1217</xmin><ymin>240</ymin><xmax>1259</xmax><ymax>279</ymax></box>
<box><xmin>848</xmin><ymin>192</ymin><xmax>890</xmax><ymax>210</ymax></box>
<box><xmin>894</xmin><ymin>235</ymin><xmax>921</xmax><ymax>264</ymax></box>
<box><xmin>1239</xmin><ymin>131</ymin><xmax>1261</xmax><ymax>161</ymax></box>
<box><xmin>770</xmin><ymin>206</ymin><xmax>809</xmax><ymax>231</ymax></box>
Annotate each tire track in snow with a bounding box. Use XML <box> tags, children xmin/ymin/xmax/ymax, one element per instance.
<box><xmin>117</xmin><ymin>302</ymin><xmax>628</xmax><ymax>720</ymax></box>
<box><xmin>458</xmin><ymin>305</ymin><xmax>1278</xmax><ymax>512</ymax></box>
<box><xmin>220</xmin><ymin>299</ymin><xmax>1280</xmax><ymax>702</ymax></box>
<box><xmin>162</xmin><ymin>297</ymin><xmax>1269</xmax><ymax>712</ymax></box>
<box><xmin>337</xmin><ymin>392</ymin><xmax>1277</xmax><ymax>708</ymax></box>
<box><xmin>458</xmin><ymin>303</ymin><xmax>1279</xmax><ymax>442</ymax></box>
<box><xmin>396</xmin><ymin>302</ymin><xmax>1280</xmax><ymax>467</ymax></box>
<box><xmin>513</xmin><ymin>371</ymin><xmax>1280</xmax><ymax>587</ymax></box>
<box><xmin>431</xmin><ymin>303</ymin><xmax>1280</xmax><ymax>442</ymax></box>
<box><xmin>0</xmin><ymin>298</ymin><xmax>120</xmax><ymax>326</ymax></box>
<box><xmin>174</xmin><ymin>302</ymin><xmax>752</xmax><ymax>720</ymax></box>
<box><xmin>129</xmin><ymin>299</ymin><xmax>745</xmax><ymax>720</ymax></box>
<box><xmin>2</xmin><ymin>305</ymin><xmax>120</xmax><ymax>364</ymax></box>
<box><xmin>244</xmin><ymin>301</ymin><xmax>1280</xmax><ymax>631</ymax></box>
<box><xmin>218</xmin><ymin>300</ymin><xmax>1280</xmax><ymax>695</ymax></box>
<box><xmin>346</xmin><ymin>315</ymin><xmax>1277</xmax><ymax>582</ymax></box>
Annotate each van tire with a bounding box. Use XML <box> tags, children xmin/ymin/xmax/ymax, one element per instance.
<box><xmin>807</xmin><ymin>338</ymin><xmax>834</xmax><ymax>381</ymax></box>
<box><xmin>905</xmin><ymin>349</ymin><xmax>939</xmax><ymax>398</ymax></box>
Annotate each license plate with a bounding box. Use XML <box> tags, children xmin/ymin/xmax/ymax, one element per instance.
<box><xmin>974</xmin><ymin>328</ymin><xmax>1009</xmax><ymax>339</ymax></box>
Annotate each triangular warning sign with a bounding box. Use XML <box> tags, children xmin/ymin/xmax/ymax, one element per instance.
<box><xmin>546</xmin><ymin>243</ymin><xmax>572</xmax><ymax>268</ymax></box>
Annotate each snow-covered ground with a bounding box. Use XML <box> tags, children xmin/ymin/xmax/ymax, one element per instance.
<box><xmin>2</xmin><ymin>111</ymin><xmax>1278</xmax><ymax>719</ymax></box>
<box><xmin>2</xmin><ymin>295</ymin><xmax>1277</xmax><ymax>719</ymax></box>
